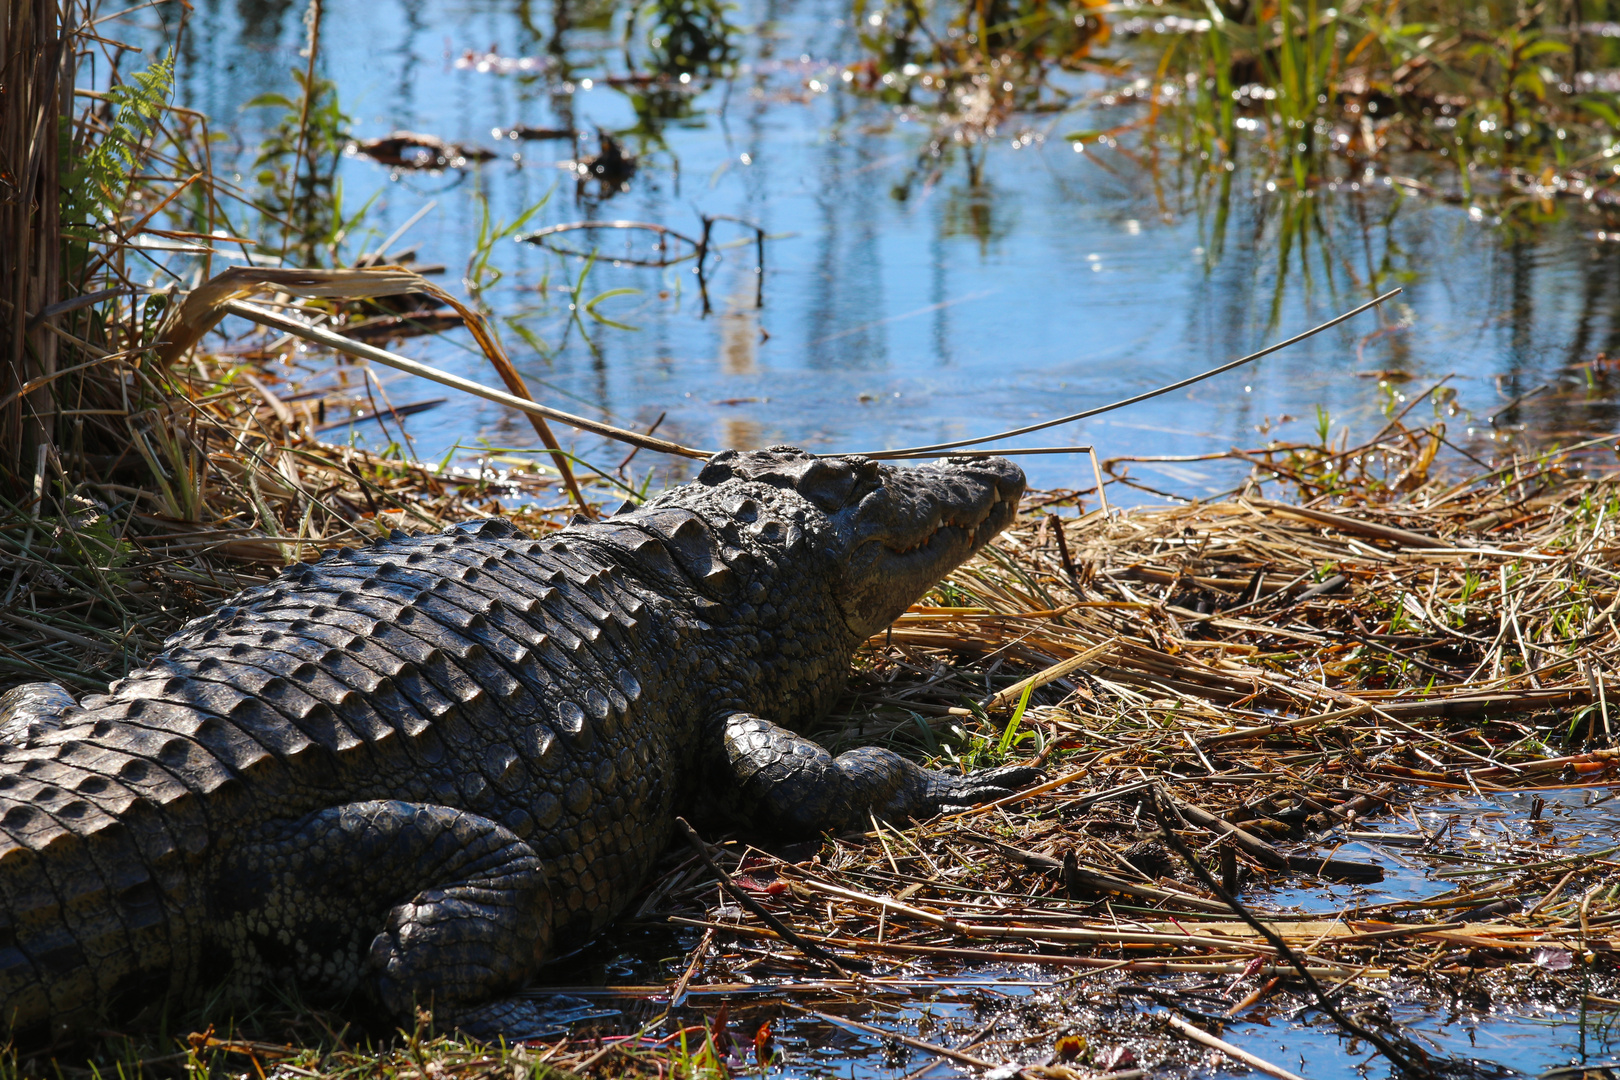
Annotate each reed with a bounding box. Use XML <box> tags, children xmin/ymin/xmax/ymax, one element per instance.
<box><xmin>0</xmin><ymin>0</ymin><xmax>72</xmax><ymax>491</ymax></box>
<box><xmin>1138</xmin><ymin>0</ymin><xmax>1620</xmax><ymax>203</ymax></box>
<box><xmin>0</xmin><ymin>3</ymin><xmax>617</xmax><ymax>693</ymax></box>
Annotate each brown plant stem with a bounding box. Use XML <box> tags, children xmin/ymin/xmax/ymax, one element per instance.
<box><xmin>673</xmin><ymin>817</ymin><xmax>856</xmax><ymax>977</ymax></box>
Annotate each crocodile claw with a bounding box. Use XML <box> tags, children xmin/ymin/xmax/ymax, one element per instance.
<box><xmin>927</xmin><ymin>763</ymin><xmax>1045</xmax><ymax>815</ymax></box>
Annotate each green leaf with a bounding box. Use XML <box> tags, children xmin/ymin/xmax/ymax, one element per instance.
<box><xmin>996</xmin><ymin>681</ymin><xmax>1034</xmax><ymax>759</ymax></box>
<box><xmin>584</xmin><ymin>287</ymin><xmax>642</xmax><ymax>330</ymax></box>
<box><xmin>504</xmin><ymin>318</ymin><xmax>553</xmax><ymax>359</ymax></box>
<box><xmin>66</xmin><ymin>49</ymin><xmax>175</xmax><ymax>224</ymax></box>
<box><xmin>1578</xmin><ymin>96</ymin><xmax>1620</xmax><ymax>128</ymax></box>
<box><xmin>243</xmin><ymin>92</ymin><xmax>297</xmax><ymax>110</ymax></box>
<box><xmin>1513</xmin><ymin>70</ymin><xmax>1547</xmax><ymax>99</ymax></box>
<box><xmin>1518</xmin><ymin>39</ymin><xmax>1569</xmax><ymax>60</ymax></box>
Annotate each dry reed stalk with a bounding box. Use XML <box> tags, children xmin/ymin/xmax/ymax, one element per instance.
<box><xmin>1163</xmin><ymin>1015</ymin><xmax>1304</xmax><ymax>1080</ymax></box>
<box><xmin>154</xmin><ymin>264</ymin><xmax>611</xmax><ymax>509</ymax></box>
<box><xmin>0</xmin><ymin>0</ymin><xmax>70</xmax><ymax>491</ymax></box>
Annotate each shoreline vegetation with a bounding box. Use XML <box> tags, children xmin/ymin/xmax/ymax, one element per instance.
<box><xmin>6</xmin><ymin>0</ymin><xmax>1620</xmax><ymax>1076</ymax></box>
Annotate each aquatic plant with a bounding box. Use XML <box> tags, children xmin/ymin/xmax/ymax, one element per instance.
<box><xmin>828</xmin><ymin>0</ymin><xmax>1615</xmax><ymax>314</ymax></box>
<box><xmin>244</xmin><ymin>0</ymin><xmax>361</xmax><ymax>266</ymax></box>
<box><xmin>246</xmin><ymin>68</ymin><xmax>356</xmax><ymax>266</ymax></box>
<box><xmin>852</xmin><ymin>0</ymin><xmax>1111</xmax><ymax>106</ymax></box>
<box><xmin>467</xmin><ymin>189</ymin><xmax>553</xmax><ymax>298</ymax></box>
<box><xmin>1124</xmin><ymin>0</ymin><xmax>1620</xmax><ymax>211</ymax></box>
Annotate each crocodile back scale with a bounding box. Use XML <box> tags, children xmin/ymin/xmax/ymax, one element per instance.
<box><xmin>0</xmin><ymin>446</ymin><xmax>1034</xmax><ymax>1044</ymax></box>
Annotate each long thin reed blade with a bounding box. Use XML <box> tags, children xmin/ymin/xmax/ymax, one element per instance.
<box><xmin>853</xmin><ymin>287</ymin><xmax>1402</xmax><ymax>460</ymax></box>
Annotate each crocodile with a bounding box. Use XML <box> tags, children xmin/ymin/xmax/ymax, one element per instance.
<box><xmin>0</xmin><ymin>446</ymin><xmax>1036</xmax><ymax>1045</ymax></box>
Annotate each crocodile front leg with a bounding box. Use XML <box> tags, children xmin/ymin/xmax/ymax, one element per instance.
<box><xmin>213</xmin><ymin>801</ymin><xmax>555</xmax><ymax>1036</ymax></box>
<box><xmin>714</xmin><ymin>713</ymin><xmax>1041</xmax><ymax>837</ymax></box>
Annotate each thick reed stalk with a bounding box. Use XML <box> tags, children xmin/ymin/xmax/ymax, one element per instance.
<box><xmin>0</xmin><ymin>0</ymin><xmax>73</xmax><ymax>497</ymax></box>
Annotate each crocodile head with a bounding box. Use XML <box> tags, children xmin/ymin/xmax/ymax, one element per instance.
<box><xmin>689</xmin><ymin>446</ymin><xmax>1025</xmax><ymax>640</ymax></box>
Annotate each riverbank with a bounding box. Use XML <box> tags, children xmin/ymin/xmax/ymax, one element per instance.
<box><xmin>12</xmin><ymin>433</ymin><xmax>1620</xmax><ymax>1078</ymax></box>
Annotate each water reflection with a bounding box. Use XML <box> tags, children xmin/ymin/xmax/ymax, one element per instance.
<box><xmin>617</xmin><ymin>83</ymin><xmax>700</xmax><ymax>146</ymax></box>
<box><xmin>632</xmin><ymin>0</ymin><xmax>738</xmax><ymax>75</ymax></box>
<box><xmin>235</xmin><ymin>0</ymin><xmax>295</xmax><ymax>52</ymax></box>
<box><xmin>575</xmin><ymin>129</ymin><xmax>638</xmax><ymax>201</ymax></box>
<box><xmin>719</xmin><ymin>294</ymin><xmax>759</xmax><ymax>376</ymax></box>
<box><xmin>806</xmin><ymin>119</ymin><xmax>889</xmax><ymax>372</ymax></box>
<box><xmin>132</xmin><ymin>0</ymin><xmax>1620</xmax><ymax>493</ymax></box>
<box><xmin>390</xmin><ymin>0</ymin><xmax>426</xmax><ymax>125</ymax></box>
<box><xmin>940</xmin><ymin>172</ymin><xmax>1005</xmax><ymax>251</ymax></box>
<box><xmin>720</xmin><ymin>416</ymin><xmax>763</xmax><ymax>449</ymax></box>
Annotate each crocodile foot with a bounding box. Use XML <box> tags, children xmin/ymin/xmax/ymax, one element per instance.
<box><xmin>920</xmin><ymin>762</ymin><xmax>1045</xmax><ymax>814</ymax></box>
<box><xmin>719</xmin><ymin>712</ymin><xmax>1045</xmax><ymax>834</ymax></box>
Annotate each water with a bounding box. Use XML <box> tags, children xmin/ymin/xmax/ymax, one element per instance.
<box><xmin>545</xmin><ymin>787</ymin><xmax>1620</xmax><ymax>1079</ymax></box>
<box><xmin>101</xmin><ymin>0</ymin><xmax>1620</xmax><ymax>1072</ymax></box>
<box><xmin>128</xmin><ymin>0</ymin><xmax>1620</xmax><ymax>498</ymax></box>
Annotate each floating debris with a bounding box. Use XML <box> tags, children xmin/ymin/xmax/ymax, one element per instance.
<box><xmin>493</xmin><ymin>124</ymin><xmax>578</xmax><ymax>141</ymax></box>
<box><xmin>354</xmin><ymin>131</ymin><xmax>497</xmax><ymax>171</ymax></box>
<box><xmin>574</xmin><ymin>130</ymin><xmax>637</xmax><ymax>198</ymax></box>
<box><xmin>311</xmin><ymin>396</ymin><xmax>447</xmax><ymax>433</ymax></box>
<box><xmin>454</xmin><ymin>47</ymin><xmax>549</xmax><ymax>74</ymax></box>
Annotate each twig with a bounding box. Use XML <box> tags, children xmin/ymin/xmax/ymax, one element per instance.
<box><xmin>673</xmin><ymin>817</ymin><xmax>857</xmax><ymax>976</ymax></box>
<box><xmin>789</xmin><ymin>1007</ymin><xmax>1008</xmax><ymax>1072</ymax></box>
<box><xmin>222</xmin><ymin>301</ymin><xmax>710</xmax><ymax>459</ymax></box>
<box><xmin>1259</xmin><ymin>500</ymin><xmax>1449</xmax><ymax>550</ymax></box>
<box><xmin>1162</xmin><ymin>1014</ymin><xmax>1306</xmax><ymax>1080</ymax></box>
<box><xmin>1170</xmin><ymin>796</ymin><xmax>1383</xmax><ymax>882</ymax></box>
<box><xmin>982</xmin><ymin>638</ymin><xmax>1116</xmax><ymax>711</ymax></box>
<box><xmin>664</xmin><ymin>928</ymin><xmax>713</xmax><ymax>1011</ymax></box>
<box><xmin>858</xmin><ymin>288</ymin><xmax>1401</xmax><ymax>459</ymax></box>
<box><xmin>1146</xmin><ymin>787</ymin><xmax>1430</xmax><ymax>1079</ymax></box>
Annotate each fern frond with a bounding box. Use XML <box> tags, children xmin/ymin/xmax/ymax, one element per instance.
<box><xmin>62</xmin><ymin>50</ymin><xmax>176</xmax><ymax>232</ymax></box>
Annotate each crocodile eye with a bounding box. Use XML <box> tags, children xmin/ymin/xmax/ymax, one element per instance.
<box><xmin>696</xmin><ymin>448</ymin><xmax>742</xmax><ymax>485</ymax></box>
<box><xmin>850</xmin><ymin>457</ymin><xmax>882</xmax><ymax>495</ymax></box>
<box><xmin>797</xmin><ymin>459</ymin><xmax>856</xmax><ymax>512</ymax></box>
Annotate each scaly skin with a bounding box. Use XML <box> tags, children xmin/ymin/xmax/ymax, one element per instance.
<box><xmin>0</xmin><ymin>447</ymin><xmax>1033</xmax><ymax>1044</ymax></box>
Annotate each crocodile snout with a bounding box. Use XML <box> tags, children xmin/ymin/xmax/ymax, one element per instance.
<box><xmin>838</xmin><ymin>453</ymin><xmax>1025</xmax><ymax>638</ymax></box>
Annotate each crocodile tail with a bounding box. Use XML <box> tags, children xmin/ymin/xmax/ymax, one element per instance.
<box><xmin>0</xmin><ymin>743</ymin><xmax>185</xmax><ymax>1043</ymax></box>
<box><xmin>0</xmin><ymin>683</ymin><xmax>76</xmax><ymax>746</ymax></box>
